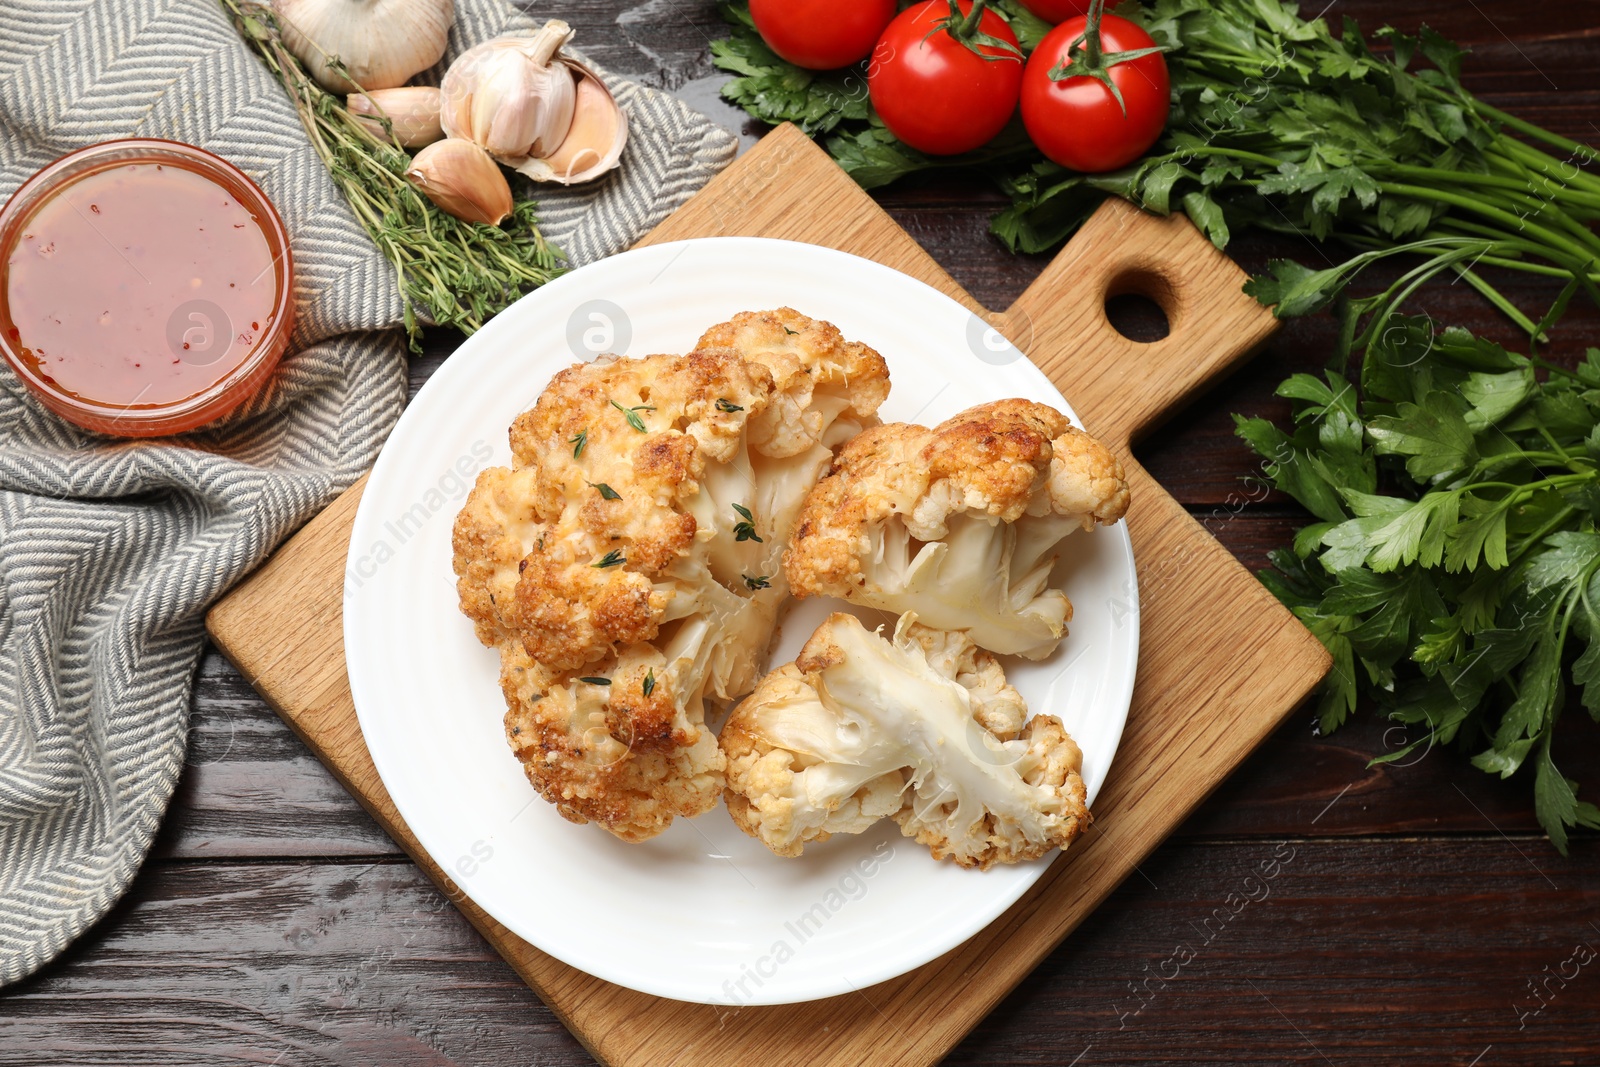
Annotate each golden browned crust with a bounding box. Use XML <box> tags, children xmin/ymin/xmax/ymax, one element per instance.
<box><xmin>920</xmin><ymin>399</ymin><xmax>1068</xmax><ymax>523</ymax></box>
<box><xmin>696</xmin><ymin>307</ymin><xmax>891</xmax><ymax>457</ymax></box>
<box><xmin>500</xmin><ymin>643</ymin><xmax>723</xmax><ymax>843</ymax></box>
<box><xmin>453</xmin><ymin>311</ymin><xmax>892</xmax><ymax>842</ymax></box>
<box><xmin>785</xmin><ymin>399</ymin><xmax>1129</xmax><ymax>601</ymax></box>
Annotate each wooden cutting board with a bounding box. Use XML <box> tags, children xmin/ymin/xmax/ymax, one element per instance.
<box><xmin>207</xmin><ymin>123</ymin><xmax>1330</xmax><ymax>1067</ymax></box>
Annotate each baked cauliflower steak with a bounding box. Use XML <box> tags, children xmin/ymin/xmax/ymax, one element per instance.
<box><xmin>722</xmin><ymin>612</ymin><xmax>1090</xmax><ymax>869</ymax></box>
<box><xmin>786</xmin><ymin>399</ymin><xmax>1130</xmax><ymax>660</ymax></box>
<box><xmin>454</xmin><ymin>309</ymin><xmax>890</xmax><ymax>842</ymax></box>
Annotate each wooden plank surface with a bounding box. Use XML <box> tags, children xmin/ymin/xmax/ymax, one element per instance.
<box><xmin>5</xmin><ymin>840</ymin><xmax>1595</xmax><ymax>1067</ymax></box>
<box><xmin>3</xmin><ymin>0</ymin><xmax>1598</xmax><ymax>1063</ymax></box>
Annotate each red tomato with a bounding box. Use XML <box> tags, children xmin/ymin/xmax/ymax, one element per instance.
<box><xmin>1021</xmin><ymin>14</ymin><xmax>1169</xmax><ymax>172</ymax></box>
<box><xmin>1015</xmin><ymin>0</ymin><xmax>1091</xmax><ymax>23</ymax></box>
<box><xmin>750</xmin><ymin>0</ymin><xmax>897</xmax><ymax>70</ymax></box>
<box><xmin>868</xmin><ymin>0</ymin><xmax>1024</xmax><ymax>156</ymax></box>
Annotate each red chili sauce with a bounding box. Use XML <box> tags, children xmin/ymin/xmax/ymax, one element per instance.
<box><xmin>4</xmin><ymin>161</ymin><xmax>278</xmax><ymax>408</ymax></box>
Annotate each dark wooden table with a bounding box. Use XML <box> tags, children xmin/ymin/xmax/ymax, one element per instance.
<box><xmin>5</xmin><ymin>2</ymin><xmax>1598</xmax><ymax>1064</ymax></box>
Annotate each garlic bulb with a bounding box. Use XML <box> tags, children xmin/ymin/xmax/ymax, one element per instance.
<box><xmin>348</xmin><ymin>87</ymin><xmax>444</xmax><ymax>148</ymax></box>
<box><xmin>406</xmin><ymin>139</ymin><xmax>512</xmax><ymax>226</ymax></box>
<box><xmin>275</xmin><ymin>0</ymin><xmax>454</xmax><ymax>94</ymax></box>
<box><xmin>440</xmin><ymin>22</ymin><xmax>575</xmax><ymax>159</ymax></box>
<box><xmin>440</xmin><ymin>20</ymin><xmax>628</xmax><ymax>186</ymax></box>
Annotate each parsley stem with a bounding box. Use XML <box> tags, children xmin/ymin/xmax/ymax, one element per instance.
<box><xmin>1490</xmin><ymin>137</ymin><xmax>1600</xmax><ymax>199</ymax></box>
<box><xmin>1429</xmin><ymin>220</ymin><xmax>1597</xmax><ymax>277</ymax></box>
<box><xmin>1457</xmin><ymin>473</ymin><xmax>1594</xmax><ymax>501</ymax></box>
<box><xmin>1554</xmin><ymin>565</ymin><xmax>1596</xmax><ymax>668</ymax></box>
<box><xmin>1166</xmin><ymin>145</ymin><xmax>1284</xmax><ymax>168</ymax></box>
<box><xmin>1376</xmin><ymin>182</ymin><xmax>1600</xmax><ymax>265</ymax></box>
<box><xmin>1449</xmin><ymin>263</ymin><xmax>1544</xmax><ymax>341</ymax></box>
<box><xmin>1377</xmin><ymin>164</ymin><xmax>1600</xmax><ymax>212</ymax></box>
<box><xmin>1480</xmin><ymin>153</ymin><xmax>1600</xmax><ymax>223</ymax></box>
<box><xmin>1508</xmin><ymin>505</ymin><xmax>1579</xmax><ymax>568</ymax></box>
<box><xmin>1532</xmin><ymin>427</ymin><xmax>1575</xmax><ymax>464</ymax></box>
<box><xmin>1529</xmin><ymin>355</ymin><xmax>1587</xmax><ymax>382</ymax></box>
<box><xmin>1473</xmin><ymin>101</ymin><xmax>1600</xmax><ymax>169</ymax></box>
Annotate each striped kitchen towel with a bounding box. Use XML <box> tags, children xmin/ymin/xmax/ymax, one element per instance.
<box><xmin>0</xmin><ymin>0</ymin><xmax>736</xmax><ymax>985</ymax></box>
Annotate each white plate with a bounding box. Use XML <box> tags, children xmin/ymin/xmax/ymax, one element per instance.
<box><xmin>344</xmin><ymin>237</ymin><xmax>1139</xmax><ymax>1006</ymax></box>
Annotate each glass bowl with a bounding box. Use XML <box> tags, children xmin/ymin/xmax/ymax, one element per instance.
<box><xmin>0</xmin><ymin>139</ymin><xmax>294</xmax><ymax>437</ymax></box>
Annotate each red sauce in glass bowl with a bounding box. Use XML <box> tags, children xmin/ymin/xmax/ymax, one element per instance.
<box><xmin>0</xmin><ymin>139</ymin><xmax>293</xmax><ymax>437</ymax></box>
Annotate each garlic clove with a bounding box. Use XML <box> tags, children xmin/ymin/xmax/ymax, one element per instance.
<box><xmin>440</xmin><ymin>21</ymin><xmax>579</xmax><ymax>163</ymax></box>
<box><xmin>514</xmin><ymin>64</ymin><xmax>628</xmax><ymax>185</ymax></box>
<box><xmin>347</xmin><ymin>86</ymin><xmax>444</xmax><ymax>148</ymax></box>
<box><xmin>405</xmin><ymin>139</ymin><xmax>513</xmax><ymax>226</ymax></box>
<box><xmin>275</xmin><ymin>0</ymin><xmax>454</xmax><ymax>95</ymax></box>
<box><xmin>470</xmin><ymin>47</ymin><xmax>549</xmax><ymax>159</ymax></box>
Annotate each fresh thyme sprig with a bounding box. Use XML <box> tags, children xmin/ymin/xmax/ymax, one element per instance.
<box><xmin>611</xmin><ymin>399</ymin><xmax>654</xmax><ymax>432</ymax></box>
<box><xmin>732</xmin><ymin>503</ymin><xmax>762</xmax><ymax>542</ymax></box>
<box><xmin>222</xmin><ymin>0</ymin><xmax>564</xmax><ymax>351</ymax></box>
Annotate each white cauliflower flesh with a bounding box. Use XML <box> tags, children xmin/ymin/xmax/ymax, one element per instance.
<box><xmin>453</xmin><ymin>309</ymin><xmax>889</xmax><ymax>842</ymax></box>
<box><xmin>785</xmin><ymin>399</ymin><xmax>1130</xmax><ymax>660</ymax></box>
<box><xmin>722</xmin><ymin>612</ymin><xmax>1090</xmax><ymax>869</ymax></box>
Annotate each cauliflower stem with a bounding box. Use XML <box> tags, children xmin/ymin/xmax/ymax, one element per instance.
<box><xmin>786</xmin><ymin>399</ymin><xmax>1130</xmax><ymax>660</ymax></box>
<box><xmin>724</xmin><ymin>612</ymin><xmax>1090</xmax><ymax>869</ymax></box>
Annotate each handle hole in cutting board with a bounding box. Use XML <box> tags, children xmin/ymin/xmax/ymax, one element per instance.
<box><xmin>1104</xmin><ymin>293</ymin><xmax>1170</xmax><ymax>344</ymax></box>
<box><xmin>1103</xmin><ymin>267</ymin><xmax>1174</xmax><ymax>344</ymax></box>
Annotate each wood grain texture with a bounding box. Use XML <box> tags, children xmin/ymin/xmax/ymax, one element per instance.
<box><xmin>203</xmin><ymin>124</ymin><xmax>1329</xmax><ymax>1067</ymax></box>
<box><xmin>6</xmin><ymin>839</ymin><xmax>1595</xmax><ymax>1067</ymax></box>
<box><xmin>9</xmin><ymin>2</ymin><xmax>1598</xmax><ymax>1062</ymax></box>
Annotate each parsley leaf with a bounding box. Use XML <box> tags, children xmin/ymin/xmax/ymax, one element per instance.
<box><xmin>1241</xmin><ymin>312</ymin><xmax>1600</xmax><ymax>855</ymax></box>
<box><xmin>710</xmin><ymin>3</ymin><xmax>869</xmax><ymax>136</ymax></box>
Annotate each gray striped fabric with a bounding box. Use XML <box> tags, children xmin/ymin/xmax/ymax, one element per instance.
<box><xmin>0</xmin><ymin>0</ymin><xmax>736</xmax><ymax>986</ymax></box>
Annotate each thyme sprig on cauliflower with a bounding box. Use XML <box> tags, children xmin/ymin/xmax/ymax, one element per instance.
<box><xmin>722</xmin><ymin>612</ymin><xmax>1091</xmax><ymax>869</ymax></box>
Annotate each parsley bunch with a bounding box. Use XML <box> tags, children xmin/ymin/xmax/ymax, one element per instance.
<box><xmin>712</xmin><ymin>0</ymin><xmax>1600</xmax><ymax>335</ymax></box>
<box><xmin>709</xmin><ymin>0</ymin><xmax>1600</xmax><ymax>849</ymax></box>
<box><xmin>999</xmin><ymin>0</ymin><xmax>1600</xmax><ymax>326</ymax></box>
<box><xmin>1239</xmin><ymin>313</ymin><xmax>1600</xmax><ymax>853</ymax></box>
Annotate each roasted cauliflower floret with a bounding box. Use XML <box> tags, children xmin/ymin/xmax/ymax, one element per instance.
<box><xmin>785</xmin><ymin>399</ymin><xmax>1130</xmax><ymax>659</ymax></box>
<box><xmin>453</xmin><ymin>312</ymin><xmax>889</xmax><ymax>842</ymax></box>
<box><xmin>500</xmin><ymin>643</ymin><xmax>723</xmax><ymax>843</ymax></box>
<box><xmin>723</xmin><ymin>613</ymin><xmax>1089</xmax><ymax>869</ymax></box>
<box><xmin>696</xmin><ymin>307</ymin><xmax>892</xmax><ymax>458</ymax></box>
